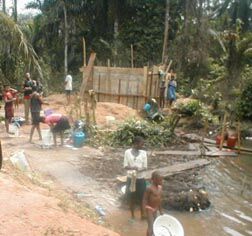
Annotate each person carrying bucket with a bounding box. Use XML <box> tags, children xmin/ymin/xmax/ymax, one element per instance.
<box><xmin>42</xmin><ymin>113</ymin><xmax>70</xmax><ymax>146</ymax></box>
<box><xmin>124</xmin><ymin>136</ymin><xmax>148</xmax><ymax>219</ymax></box>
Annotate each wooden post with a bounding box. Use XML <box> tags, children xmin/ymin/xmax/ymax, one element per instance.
<box><xmin>136</xmin><ymin>82</ymin><xmax>140</xmax><ymax>110</ymax></box>
<box><xmin>97</xmin><ymin>73</ymin><xmax>101</xmax><ymax>102</ymax></box>
<box><xmin>83</xmin><ymin>37</ymin><xmax>86</xmax><ymax>67</ymax></box>
<box><xmin>154</xmin><ymin>77</ymin><xmax>158</xmax><ymax>101</ymax></box>
<box><xmin>84</xmin><ymin>100</ymin><xmax>90</xmax><ymax>125</ymax></box>
<box><xmin>131</xmin><ymin>44</ymin><xmax>134</xmax><ymax>68</ymax></box>
<box><xmin>237</xmin><ymin>121</ymin><xmax>241</xmax><ymax>154</ymax></box>
<box><xmin>149</xmin><ymin>71</ymin><xmax>153</xmax><ymax>98</ymax></box>
<box><xmin>80</xmin><ymin>52</ymin><xmax>96</xmax><ymax>99</ymax></box>
<box><xmin>165</xmin><ymin>60</ymin><xmax>173</xmax><ymax>74</ymax></box>
<box><xmin>118</xmin><ymin>79</ymin><xmax>121</xmax><ymax>104</ymax></box>
<box><xmin>219</xmin><ymin>112</ymin><xmax>227</xmax><ymax>150</ymax></box>
<box><xmin>126</xmin><ymin>79</ymin><xmax>130</xmax><ymax>106</ymax></box>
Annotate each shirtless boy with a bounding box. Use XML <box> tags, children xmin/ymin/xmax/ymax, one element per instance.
<box><xmin>143</xmin><ymin>171</ymin><xmax>163</xmax><ymax>236</ymax></box>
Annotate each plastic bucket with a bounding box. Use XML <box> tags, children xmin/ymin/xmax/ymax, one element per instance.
<box><xmin>227</xmin><ymin>136</ymin><xmax>237</xmax><ymax>148</ymax></box>
<box><xmin>105</xmin><ymin>116</ymin><xmax>116</xmax><ymax>126</ymax></box>
<box><xmin>144</xmin><ymin>103</ymin><xmax>151</xmax><ymax>112</ymax></box>
<box><xmin>41</xmin><ymin>129</ymin><xmax>53</xmax><ymax>147</ymax></box>
<box><xmin>73</xmin><ymin>131</ymin><xmax>85</xmax><ymax>148</ymax></box>
<box><xmin>44</xmin><ymin>109</ymin><xmax>54</xmax><ymax>117</ymax></box>
<box><xmin>216</xmin><ymin>135</ymin><xmax>223</xmax><ymax>146</ymax></box>
<box><xmin>153</xmin><ymin>214</ymin><xmax>184</xmax><ymax>236</ymax></box>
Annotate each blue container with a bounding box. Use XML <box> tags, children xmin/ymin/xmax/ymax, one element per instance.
<box><xmin>144</xmin><ymin>103</ymin><xmax>151</xmax><ymax>112</ymax></box>
<box><xmin>73</xmin><ymin>131</ymin><xmax>85</xmax><ymax>148</ymax></box>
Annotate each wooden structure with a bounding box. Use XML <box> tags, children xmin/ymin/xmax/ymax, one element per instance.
<box><xmin>79</xmin><ymin>65</ymin><xmax>161</xmax><ymax>110</ymax></box>
<box><xmin>117</xmin><ymin>159</ymin><xmax>211</xmax><ymax>182</ymax></box>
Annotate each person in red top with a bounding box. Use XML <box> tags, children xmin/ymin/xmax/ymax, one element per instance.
<box><xmin>42</xmin><ymin>113</ymin><xmax>70</xmax><ymax>146</ymax></box>
<box><xmin>3</xmin><ymin>85</ymin><xmax>17</xmax><ymax>133</ymax></box>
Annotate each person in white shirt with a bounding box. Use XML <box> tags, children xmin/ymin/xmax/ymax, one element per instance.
<box><xmin>64</xmin><ymin>74</ymin><xmax>72</xmax><ymax>105</ymax></box>
<box><xmin>124</xmin><ymin>136</ymin><xmax>147</xmax><ymax>219</ymax></box>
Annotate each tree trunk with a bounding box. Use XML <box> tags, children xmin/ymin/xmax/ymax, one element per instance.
<box><xmin>13</xmin><ymin>0</ymin><xmax>17</xmax><ymax>22</ymax></box>
<box><xmin>162</xmin><ymin>0</ymin><xmax>170</xmax><ymax>64</ymax></box>
<box><xmin>62</xmin><ymin>1</ymin><xmax>68</xmax><ymax>75</ymax></box>
<box><xmin>2</xmin><ymin>0</ymin><xmax>6</xmax><ymax>13</ymax></box>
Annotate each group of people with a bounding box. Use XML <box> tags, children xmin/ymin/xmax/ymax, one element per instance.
<box><xmin>159</xmin><ymin>69</ymin><xmax>177</xmax><ymax>109</ymax></box>
<box><xmin>124</xmin><ymin>136</ymin><xmax>163</xmax><ymax>236</ymax></box>
<box><xmin>2</xmin><ymin>72</ymin><xmax>72</xmax><ymax>146</ymax></box>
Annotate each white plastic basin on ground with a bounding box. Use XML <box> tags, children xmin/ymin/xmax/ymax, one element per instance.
<box><xmin>153</xmin><ymin>214</ymin><xmax>184</xmax><ymax>236</ymax></box>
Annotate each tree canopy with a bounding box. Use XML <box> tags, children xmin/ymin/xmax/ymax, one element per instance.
<box><xmin>0</xmin><ymin>0</ymin><xmax>251</xmax><ymax>118</ymax></box>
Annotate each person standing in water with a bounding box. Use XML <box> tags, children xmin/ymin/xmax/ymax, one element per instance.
<box><xmin>143</xmin><ymin>171</ymin><xmax>163</xmax><ymax>236</ymax></box>
<box><xmin>124</xmin><ymin>136</ymin><xmax>148</xmax><ymax>219</ymax></box>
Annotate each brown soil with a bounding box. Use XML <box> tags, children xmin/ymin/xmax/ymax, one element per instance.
<box><xmin>43</xmin><ymin>94</ymin><xmax>140</xmax><ymax>127</ymax></box>
<box><xmin>0</xmin><ymin>166</ymin><xmax>119</xmax><ymax>236</ymax></box>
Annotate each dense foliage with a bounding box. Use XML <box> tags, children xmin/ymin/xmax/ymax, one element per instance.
<box><xmin>0</xmin><ymin>0</ymin><xmax>251</xmax><ymax>120</ymax></box>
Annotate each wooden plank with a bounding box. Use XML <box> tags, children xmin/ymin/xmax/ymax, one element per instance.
<box><xmin>80</xmin><ymin>52</ymin><xmax>96</xmax><ymax>98</ymax></box>
<box><xmin>154</xmin><ymin>150</ymin><xmax>200</xmax><ymax>156</ymax></box>
<box><xmin>117</xmin><ymin>159</ymin><xmax>210</xmax><ymax>183</ymax></box>
<box><xmin>206</xmin><ymin>151</ymin><xmax>237</xmax><ymax>157</ymax></box>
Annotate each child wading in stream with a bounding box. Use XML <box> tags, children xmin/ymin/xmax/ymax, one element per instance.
<box><xmin>124</xmin><ymin>136</ymin><xmax>148</xmax><ymax>220</ymax></box>
<box><xmin>143</xmin><ymin>171</ymin><xmax>163</xmax><ymax>236</ymax></box>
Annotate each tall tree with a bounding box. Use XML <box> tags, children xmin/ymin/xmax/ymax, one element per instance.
<box><xmin>162</xmin><ymin>0</ymin><xmax>170</xmax><ymax>64</ymax></box>
<box><xmin>13</xmin><ymin>0</ymin><xmax>17</xmax><ymax>22</ymax></box>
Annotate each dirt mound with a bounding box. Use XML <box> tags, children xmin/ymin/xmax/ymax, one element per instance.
<box><xmin>43</xmin><ymin>94</ymin><xmax>141</xmax><ymax>126</ymax></box>
<box><xmin>96</xmin><ymin>102</ymin><xmax>140</xmax><ymax>126</ymax></box>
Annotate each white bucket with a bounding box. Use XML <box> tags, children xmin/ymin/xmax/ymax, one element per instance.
<box><xmin>9</xmin><ymin>124</ymin><xmax>19</xmax><ymax>137</ymax></box>
<box><xmin>105</xmin><ymin>116</ymin><xmax>116</xmax><ymax>126</ymax></box>
<box><xmin>153</xmin><ymin>214</ymin><xmax>184</xmax><ymax>236</ymax></box>
<box><xmin>41</xmin><ymin>129</ymin><xmax>53</xmax><ymax>147</ymax></box>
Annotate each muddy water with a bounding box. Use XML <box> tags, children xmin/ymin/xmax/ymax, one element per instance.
<box><xmin>107</xmin><ymin>142</ymin><xmax>252</xmax><ymax>236</ymax></box>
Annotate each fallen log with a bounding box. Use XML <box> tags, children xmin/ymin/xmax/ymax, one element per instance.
<box><xmin>117</xmin><ymin>159</ymin><xmax>210</xmax><ymax>183</ymax></box>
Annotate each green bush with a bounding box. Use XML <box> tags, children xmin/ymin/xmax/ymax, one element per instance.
<box><xmin>177</xmin><ymin>100</ymin><xmax>201</xmax><ymax>116</ymax></box>
<box><xmin>108</xmin><ymin>119</ymin><xmax>174</xmax><ymax>148</ymax></box>
<box><xmin>236</xmin><ymin>80</ymin><xmax>252</xmax><ymax>120</ymax></box>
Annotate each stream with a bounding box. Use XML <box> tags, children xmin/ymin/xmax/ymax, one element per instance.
<box><xmin>107</xmin><ymin>141</ymin><xmax>252</xmax><ymax>236</ymax></box>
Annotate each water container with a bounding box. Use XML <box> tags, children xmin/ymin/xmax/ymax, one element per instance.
<box><xmin>41</xmin><ymin>129</ymin><xmax>53</xmax><ymax>147</ymax></box>
<box><xmin>44</xmin><ymin>109</ymin><xmax>54</xmax><ymax>117</ymax></box>
<box><xmin>105</xmin><ymin>116</ymin><xmax>116</xmax><ymax>126</ymax></box>
<box><xmin>227</xmin><ymin>136</ymin><xmax>237</xmax><ymax>148</ymax></box>
<box><xmin>154</xmin><ymin>214</ymin><xmax>184</xmax><ymax>236</ymax></box>
<box><xmin>216</xmin><ymin>135</ymin><xmax>223</xmax><ymax>146</ymax></box>
<box><xmin>144</xmin><ymin>103</ymin><xmax>151</xmax><ymax>112</ymax></box>
<box><xmin>73</xmin><ymin>131</ymin><xmax>85</xmax><ymax>148</ymax></box>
